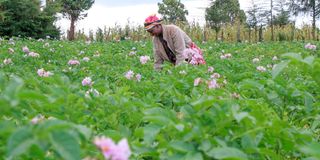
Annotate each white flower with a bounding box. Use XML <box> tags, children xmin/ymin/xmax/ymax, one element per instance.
<box><xmin>83</xmin><ymin>57</ymin><xmax>90</xmax><ymax>62</ymax></box>
<box><xmin>272</xmin><ymin>56</ymin><xmax>278</xmax><ymax>61</ymax></box>
<box><xmin>252</xmin><ymin>58</ymin><xmax>260</xmax><ymax>63</ymax></box>
<box><xmin>210</xmin><ymin>73</ymin><xmax>221</xmax><ymax>79</ymax></box>
<box><xmin>179</xmin><ymin>70</ymin><xmax>187</xmax><ymax>75</ymax></box>
<box><xmin>256</xmin><ymin>66</ymin><xmax>267</xmax><ymax>72</ymax></box>
<box><xmin>31</xmin><ymin>114</ymin><xmax>45</xmax><ymax>124</ymax></box>
<box><xmin>85</xmin><ymin>88</ymin><xmax>100</xmax><ymax>97</ymax></box>
<box><xmin>129</xmin><ymin>51</ymin><xmax>136</xmax><ymax>56</ymax></box>
<box><xmin>28</xmin><ymin>52</ymin><xmax>40</xmax><ymax>57</ymax></box>
<box><xmin>8</xmin><ymin>48</ymin><xmax>14</xmax><ymax>54</ymax></box>
<box><xmin>194</xmin><ymin>77</ymin><xmax>201</xmax><ymax>86</ymax></box>
<box><xmin>3</xmin><ymin>58</ymin><xmax>12</xmax><ymax>65</ymax></box>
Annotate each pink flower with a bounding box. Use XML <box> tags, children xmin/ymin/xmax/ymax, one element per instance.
<box><xmin>208</xmin><ymin>79</ymin><xmax>219</xmax><ymax>89</ymax></box>
<box><xmin>135</xmin><ymin>74</ymin><xmax>142</xmax><ymax>82</ymax></box>
<box><xmin>22</xmin><ymin>46</ymin><xmax>30</xmax><ymax>53</ymax></box>
<box><xmin>210</xmin><ymin>73</ymin><xmax>221</xmax><ymax>79</ymax></box>
<box><xmin>125</xmin><ymin>70</ymin><xmax>134</xmax><ymax>80</ymax></box>
<box><xmin>256</xmin><ymin>66</ymin><xmax>266</xmax><ymax>72</ymax></box>
<box><xmin>194</xmin><ymin>77</ymin><xmax>201</xmax><ymax>86</ymax></box>
<box><xmin>37</xmin><ymin>68</ymin><xmax>53</xmax><ymax>77</ymax></box>
<box><xmin>208</xmin><ymin>66</ymin><xmax>214</xmax><ymax>73</ymax></box>
<box><xmin>94</xmin><ymin>136</ymin><xmax>131</xmax><ymax>160</ymax></box>
<box><xmin>140</xmin><ymin>56</ymin><xmax>150</xmax><ymax>64</ymax></box>
<box><xmin>305</xmin><ymin>43</ymin><xmax>317</xmax><ymax>50</ymax></box>
<box><xmin>82</xmin><ymin>77</ymin><xmax>93</xmax><ymax>86</ymax></box>
<box><xmin>68</xmin><ymin>60</ymin><xmax>80</xmax><ymax>65</ymax></box>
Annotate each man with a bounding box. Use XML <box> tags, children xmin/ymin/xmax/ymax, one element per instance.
<box><xmin>144</xmin><ymin>15</ymin><xmax>206</xmax><ymax>70</ymax></box>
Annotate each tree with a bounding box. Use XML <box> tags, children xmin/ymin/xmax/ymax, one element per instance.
<box><xmin>273</xmin><ymin>0</ymin><xmax>291</xmax><ymax>27</ymax></box>
<box><xmin>58</xmin><ymin>0</ymin><xmax>94</xmax><ymax>41</ymax></box>
<box><xmin>205</xmin><ymin>0</ymin><xmax>246</xmax><ymax>41</ymax></box>
<box><xmin>0</xmin><ymin>0</ymin><xmax>60</xmax><ymax>38</ymax></box>
<box><xmin>290</xmin><ymin>0</ymin><xmax>320</xmax><ymax>40</ymax></box>
<box><xmin>158</xmin><ymin>0</ymin><xmax>188</xmax><ymax>23</ymax></box>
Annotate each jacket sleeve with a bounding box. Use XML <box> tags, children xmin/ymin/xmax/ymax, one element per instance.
<box><xmin>153</xmin><ymin>42</ymin><xmax>164</xmax><ymax>70</ymax></box>
<box><xmin>171</xmin><ymin>27</ymin><xmax>187</xmax><ymax>65</ymax></box>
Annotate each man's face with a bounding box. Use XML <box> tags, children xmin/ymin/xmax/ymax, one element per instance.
<box><xmin>147</xmin><ymin>25</ymin><xmax>161</xmax><ymax>37</ymax></box>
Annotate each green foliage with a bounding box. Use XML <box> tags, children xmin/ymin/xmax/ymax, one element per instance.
<box><xmin>205</xmin><ymin>0</ymin><xmax>246</xmax><ymax>33</ymax></box>
<box><xmin>58</xmin><ymin>0</ymin><xmax>94</xmax><ymax>40</ymax></box>
<box><xmin>0</xmin><ymin>39</ymin><xmax>319</xmax><ymax>159</ymax></box>
<box><xmin>0</xmin><ymin>0</ymin><xmax>60</xmax><ymax>39</ymax></box>
<box><xmin>158</xmin><ymin>0</ymin><xmax>188</xmax><ymax>23</ymax></box>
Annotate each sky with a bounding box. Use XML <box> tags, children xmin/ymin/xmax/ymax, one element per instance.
<box><xmin>54</xmin><ymin>0</ymin><xmax>313</xmax><ymax>35</ymax></box>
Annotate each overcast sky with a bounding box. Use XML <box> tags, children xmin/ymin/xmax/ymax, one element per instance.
<box><xmin>55</xmin><ymin>0</ymin><xmax>312</xmax><ymax>35</ymax></box>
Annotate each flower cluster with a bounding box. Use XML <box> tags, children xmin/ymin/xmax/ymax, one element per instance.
<box><xmin>256</xmin><ymin>66</ymin><xmax>267</xmax><ymax>72</ymax></box>
<box><xmin>31</xmin><ymin>114</ymin><xmax>45</xmax><ymax>124</ymax></box>
<box><xmin>28</xmin><ymin>52</ymin><xmax>40</xmax><ymax>57</ymax></box>
<box><xmin>83</xmin><ymin>57</ymin><xmax>90</xmax><ymax>62</ymax></box>
<box><xmin>3</xmin><ymin>58</ymin><xmax>12</xmax><ymax>65</ymax></box>
<box><xmin>305</xmin><ymin>43</ymin><xmax>317</xmax><ymax>50</ymax></box>
<box><xmin>139</xmin><ymin>55</ymin><xmax>150</xmax><ymax>64</ymax></box>
<box><xmin>252</xmin><ymin>58</ymin><xmax>260</xmax><ymax>63</ymax></box>
<box><xmin>68</xmin><ymin>59</ymin><xmax>80</xmax><ymax>65</ymax></box>
<box><xmin>37</xmin><ymin>68</ymin><xmax>53</xmax><ymax>77</ymax></box>
<box><xmin>82</xmin><ymin>77</ymin><xmax>93</xmax><ymax>86</ymax></box>
<box><xmin>220</xmin><ymin>53</ymin><xmax>232</xmax><ymax>59</ymax></box>
<box><xmin>125</xmin><ymin>70</ymin><xmax>141</xmax><ymax>81</ymax></box>
<box><xmin>94</xmin><ymin>136</ymin><xmax>131</xmax><ymax>160</ymax></box>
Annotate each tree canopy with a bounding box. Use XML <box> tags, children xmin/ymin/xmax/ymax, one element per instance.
<box><xmin>158</xmin><ymin>0</ymin><xmax>188</xmax><ymax>23</ymax></box>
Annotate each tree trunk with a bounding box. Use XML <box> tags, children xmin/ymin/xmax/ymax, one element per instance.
<box><xmin>312</xmin><ymin>4</ymin><xmax>316</xmax><ymax>40</ymax></box>
<box><xmin>259</xmin><ymin>25</ymin><xmax>263</xmax><ymax>42</ymax></box>
<box><xmin>270</xmin><ymin>0</ymin><xmax>274</xmax><ymax>41</ymax></box>
<box><xmin>248</xmin><ymin>29</ymin><xmax>251</xmax><ymax>43</ymax></box>
<box><xmin>68</xmin><ymin>16</ymin><xmax>76</xmax><ymax>41</ymax></box>
<box><xmin>215</xmin><ymin>28</ymin><xmax>219</xmax><ymax>41</ymax></box>
<box><xmin>236</xmin><ymin>20</ymin><xmax>241</xmax><ymax>42</ymax></box>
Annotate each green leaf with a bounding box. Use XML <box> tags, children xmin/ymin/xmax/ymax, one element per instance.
<box><xmin>50</xmin><ymin>131</ymin><xmax>81</xmax><ymax>160</ymax></box>
<box><xmin>7</xmin><ymin>127</ymin><xmax>34</xmax><ymax>159</ymax></box>
<box><xmin>239</xmin><ymin>79</ymin><xmax>264</xmax><ymax>91</ymax></box>
<box><xmin>207</xmin><ymin>147</ymin><xmax>248</xmax><ymax>160</ymax></box>
<box><xmin>282</xmin><ymin>53</ymin><xmax>302</xmax><ymax>61</ymax></box>
<box><xmin>302</xmin><ymin>56</ymin><xmax>315</xmax><ymax>66</ymax></box>
<box><xmin>272</xmin><ymin>60</ymin><xmax>289</xmax><ymax>79</ymax></box>
<box><xmin>300</xmin><ymin>142</ymin><xmax>320</xmax><ymax>158</ymax></box>
<box><xmin>185</xmin><ymin>152</ymin><xmax>203</xmax><ymax>160</ymax></box>
<box><xmin>190</xmin><ymin>96</ymin><xmax>215</xmax><ymax>110</ymax></box>
<box><xmin>304</xmin><ymin>92</ymin><xmax>315</xmax><ymax>114</ymax></box>
<box><xmin>143</xmin><ymin>124</ymin><xmax>162</xmax><ymax>144</ymax></box>
<box><xmin>169</xmin><ymin>140</ymin><xmax>195</xmax><ymax>153</ymax></box>
<box><xmin>74</xmin><ymin>125</ymin><xmax>91</xmax><ymax>140</ymax></box>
